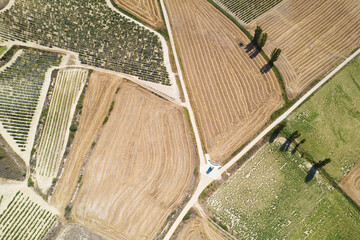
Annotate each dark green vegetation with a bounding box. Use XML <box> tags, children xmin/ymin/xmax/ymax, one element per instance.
<box><xmin>0</xmin><ymin>48</ymin><xmax>62</xmax><ymax>150</ymax></box>
<box><xmin>0</xmin><ymin>45</ymin><xmax>6</xmax><ymax>56</ymax></box>
<box><xmin>0</xmin><ymin>0</ymin><xmax>169</xmax><ymax>84</ymax></box>
<box><xmin>207</xmin><ymin>142</ymin><xmax>360</xmax><ymax>239</ymax></box>
<box><xmin>0</xmin><ymin>135</ymin><xmax>26</xmax><ymax>181</ymax></box>
<box><xmin>285</xmin><ymin>55</ymin><xmax>360</xmax><ymax>182</ymax></box>
<box><xmin>213</xmin><ymin>0</ymin><xmax>283</xmax><ymax>24</ymax></box>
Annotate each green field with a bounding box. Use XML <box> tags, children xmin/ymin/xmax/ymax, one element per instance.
<box><xmin>213</xmin><ymin>0</ymin><xmax>283</xmax><ymax>24</ymax></box>
<box><xmin>0</xmin><ymin>46</ymin><xmax>6</xmax><ymax>56</ymax></box>
<box><xmin>284</xmin><ymin>56</ymin><xmax>360</xmax><ymax>182</ymax></box>
<box><xmin>207</xmin><ymin>142</ymin><xmax>360</xmax><ymax>239</ymax></box>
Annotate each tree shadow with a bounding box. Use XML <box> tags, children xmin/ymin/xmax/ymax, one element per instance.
<box><xmin>269</xmin><ymin>122</ymin><xmax>286</xmax><ymax>143</ymax></box>
<box><xmin>280</xmin><ymin>139</ymin><xmax>291</xmax><ymax>152</ymax></box>
<box><xmin>260</xmin><ymin>63</ymin><xmax>273</xmax><ymax>74</ymax></box>
<box><xmin>291</xmin><ymin>139</ymin><xmax>306</xmax><ymax>155</ymax></box>
<box><xmin>305</xmin><ymin>166</ymin><xmax>317</xmax><ymax>182</ymax></box>
<box><xmin>280</xmin><ymin>131</ymin><xmax>301</xmax><ymax>152</ymax></box>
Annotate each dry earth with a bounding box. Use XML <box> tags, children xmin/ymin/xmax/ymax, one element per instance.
<box><xmin>340</xmin><ymin>161</ymin><xmax>360</xmax><ymax>206</ymax></box>
<box><xmin>56</xmin><ymin>223</ymin><xmax>106</xmax><ymax>240</ymax></box>
<box><xmin>51</xmin><ymin>71</ymin><xmax>122</xmax><ymax>214</ymax></box>
<box><xmin>71</xmin><ymin>81</ymin><xmax>197</xmax><ymax>240</ymax></box>
<box><xmin>248</xmin><ymin>0</ymin><xmax>360</xmax><ymax>99</ymax></box>
<box><xmin>0</xmin><ymin>0</ymin><xmax>9</xmax><ymax>10</ymax></box>
<box><xmin>164</xmin><ymin>0</ymin><xmax>283</xmax><ymax>163</ymax></box>
<box><xmin>113</xmin><ymin>0</ymin><xmax>164</xmax><ymax>29</ymax></box>
<box><xmin>173</xmin><ymin>215</ymin><xmax>229</xmax><ymax>240</ymax></box>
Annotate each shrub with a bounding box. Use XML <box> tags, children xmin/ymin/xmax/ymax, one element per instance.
<box><xmin>27</xmin><ymin>177</ymin><xmax>34</xmax><ymax>187</ymax></box>
<box><xmin>70</xmin><ymin>124</ymin><xmax>78</xmax><ymax>132</ymax></box>
<box><xmin>0</xmin><ymin>152</ymin><xmax>5</xmax><ymax>159</ymax></box>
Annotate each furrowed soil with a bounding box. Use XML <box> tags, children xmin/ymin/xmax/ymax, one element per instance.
<box><xmin>112</xmin><ymin>0</ymin><xmax>164</xmax><ymax>29</ymax></box>
<box><xmin>51</xmin><ymin>71</ymin><xmax>122</xmax><ymax>214</ymax></box>
<box><xmin>248</xmin><ymin>0</ymin><xmax>360</xmax><ymax>99</ymax></box>
<box><xmin>164</xmin><ymin>0</ymin><xmax>283</xmax><ymax>163</ymax></box>
<box><xmin>207</xmin><ymin>141</ymin><xmax>360</xmax><ymax>239</ymax></box>
<box><xmin>0</xmin><ymin>0</ymin><xmax>9</xmax><ymax>10</ymax></box>
<box><xmin>56</xmin><ymin>223</ymin><xmax>105</xmax><ymax>240</ymax></box>
<box><xmin>172</xmin><ymin>215</ymin><xmax>230</xmax><ymax>240</ymax></box>
<box><xmin>71</xmin><ymin>82</ymin><xmax>197</xmax><ymax>240</ymax></box>
<box><xmin>0</xmin><ymin>135</ymin><xmax>26</xmax><ymax>181</ymax></box>
<box><xmin>284</xmin><ymin>55</ymin><xmax>360</xmax><ymax>183</ymax></box>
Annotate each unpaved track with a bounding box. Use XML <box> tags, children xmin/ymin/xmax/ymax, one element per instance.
<box><xmin>164</xmin><ymin>0</ymin><xmax>283</xmax><ymax>163</ymax></box>
<box><xmin>113</xmin><ymin>0</ymin><xmax>164</xmax><ymax>29</ymax></box>
<box><xmin>71</xmin><ymin>82</ymin><xmax>197</xmax><ymax>240</ymax></box>
<box><xmin>340</xmin><ymin>161</ymin><xmax>360</xmax><ymax>206</ymax></box>
<box><xmin>248</xmin><ymin>0</ymin><xmax>360</xmax><ymax>99</ymax></box>
<box><xmin>51</xmin><ymin>71</ymin><xmax>121</xmax><ymax>214</ymax></box>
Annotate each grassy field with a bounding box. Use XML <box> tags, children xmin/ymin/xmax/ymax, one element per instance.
<box><xmin>207</xmin><ymin>142</ymin><xmax>360</xmax><ymax>239</ymax></box>
<box><xmin>0</xmin><ymin>46</ymin><xmax>6</xmax><ymax>56</ymax></box>
<box><xmin>284</xmin><ymin>55</ymin><xmax>360</xmax><ymax>182</ymax></box>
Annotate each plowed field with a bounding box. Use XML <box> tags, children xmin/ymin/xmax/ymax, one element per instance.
<box><xmin>51</xmin><ymin>71</ymin><xmax>122</xmax><ymax>214</ymax></box>
<box><xmin>164</xmin><ymin>0</ymin><xmax>283</xmax><ymax>163</ymax></box>
<box><xmin>173</xmin><ymin>215</ymin><xmax>229</xmax><ymax>240</ymax></box>
<box><xmin>341</xmin><ymin>162</ymin><xmax>360</xmax><ymax>207</ymax></box>
<box><xmin>71</xmin><ymin>82</ymin><xmax>197</xmax><ymax>239</ymax></box>
<box><xmin>248</xmin><ymin>0</ymin><xmax>360</xmax><ymax>99</ymax></box>
<box><xmin>113</xmin><ymin>0</ymin><xmax>164</xmax><ymax>29</ymax></box>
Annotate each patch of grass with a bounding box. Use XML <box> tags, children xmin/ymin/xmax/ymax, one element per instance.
<box><xmin>284</xmin><ymin>55</ymin><xmax>360</xmax><ymax>182</ymax></box>
<box><xmin>0</xmin><ymin>45</ymin><xmax>7</xmax><ymax>56</ymax></box>
<box><xmin>207</xmin><ymin>142</ymin><xmax>360</xmax><ymax>239</ymax></box>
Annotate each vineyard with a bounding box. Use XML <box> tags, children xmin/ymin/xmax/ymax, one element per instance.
<box><xmin>72</xmin><ymin>82</ymin><xmax>197</xmax><ymax>239</ymax></box>
<box><xmin>213</xmin><ymin>0</ymin><xmax>283</xmax><ymax>24</ymax></box>
<box><xmin>0</xmin><ymin>48</ymin><xmax>62</xmax><ymax>152</ymax></box>
<box><xmin>0</xmin><ymin>191</ymin><xmax>57</xmax><ymax>240</ymax></box>
<box><xmin>36</xmin><ymin>69</ymin><xmax>87</xmax><ymax>193</ymax></box>
<box><xmin>248</xmin><ymin>0</ymin><xmax>360</xmax><ymax>99</ymax></box>
<box><xmin>164</xmin><ymin>0</ymin><xmax>283</xmax><ymax>163</ymax></box>
<box><xmin>113</xmin><ymin>0</ymin><xmax>164</xmax><ymax>29</ymax></box>
<box><xmin>0</xmin><ymin>0</ymin><xmax>169</xmax><ymax>84</ymax></box>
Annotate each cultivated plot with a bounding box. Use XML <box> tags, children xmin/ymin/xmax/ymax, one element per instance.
<box><xmin>0</xmin><ymin>0</ymin><xmax>168</xmax><ymax>84</ymax></box>
<box><xmin>284</xmin><ymin>55</ymin><xmax>360</xmax><ymax>183</ymax></box>
<box><xmin>164</xmin><ymin>0</ymin><xmax>283</xmax><ymax>163</ymax></box>
<box><xmin>248</xmin><ymin>0</ymin><xmax>360</xmax><ymax>99</ymax></box>
<box><xmin>36</xmin><ymin>69</ymin><xmax>87</xmax><ymax>193</ymax></box>
<box><xmin>0</xmin><ymin>48</ymin><xmax>62</xmax><ymax>161</ymax></box>
<box><xmin>71</xmin><ymin>82</ymin><xmax>197</xmax><ymax>239</ymax></box>
<box><xmin>51</xmin><ymin>71</ymin><xmax>122</xmax><ymax>214</ymax></box>
<box><xmin>207</xmin><ymin>142</ymin><xmax>360</xmax><ymax>239</ymax></box>
<box><xmin>113</xmin><ymin>0</ymin><xmax>164</xmax><ymax>29</ymax></box>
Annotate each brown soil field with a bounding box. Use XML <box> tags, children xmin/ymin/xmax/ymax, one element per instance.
<box><xmin>248</xmin><ymin>0</ymin><xmax>360</xmax><ymax>99</ymax></box>
<box><xmin>173</xmin><ymin>215</ymin><xmax>229</xmax><ymax>240</ymax></box>
<box><xmin>56</xmin><ymin>223</ymin><xmax>106</xmax><ymax>240</ymax></box>
<box><xmin>71</xmin><ymin>82</ymin><xmax>197</xmax><ymax>240</ymax></box>
<box><xmin>113</xmin><ymin>0</ymin><xmax>164</xmax><ymax>29</ymax></box>
<box><xmin>0</xmin><ymin>0</ymin><xmax>10</xmax><ymax>10</ymax></box>
<box><xmin>340</xmin><ymin>160</ymin><xmax>360</xmax><ymax>206</ymax></box>
<box><xmin>51</xmin><ymin>71</ymin><xmax>121</xmax><ymax>214</ymax></box>
<box><xmin>164</xmin><ymin>0</ymin><xmax>283</xmax><ymax>163</ymax></box>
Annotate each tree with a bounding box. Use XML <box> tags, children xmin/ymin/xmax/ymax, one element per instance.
<box><xmin>253</xmin><ymin>26</ymin><xmax>262</xmax><ymax>44</ymax></box>
<box><xmin>258</xmin><ymin>33</ymin><xmax>267</xmax><ymax>49</ymax></box>
<box><xmin>270</xmin><ymin>48</ymin><xmax>281</xmax><ymax>63</ymax></box>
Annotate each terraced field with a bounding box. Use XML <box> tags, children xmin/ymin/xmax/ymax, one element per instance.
<box><xmin>0</xmin><ymin>191</ymin><xmax>57</xmax><ymax>240</ymax></box>
<box><xmin>213</xmin><ymin>0</ymin><xmax>283</xmax><ymax>24</ymax></box>
<box><xmin>248</xmin><ymin>0</ymin><xmax>360</xmax><ymax>99</ymax></box>
<box><xmin>72</xmin><ymin>82</ymin><xmax>197</xmax><ymax>239</ymax></box>
<box><xmin>113</xmin><ymin>0</ymin><xmax>164</xmax><ymax>29</ymax></box>
<box><xmin>51</xmin><ymin>71</ymin><xmax>122</xmax><ymax>214</ymax></box>
<box><xmin>164</xmin><ymin>0</ymin><xmax>283</xmax><ymax>163</ymax></box>
<box><xmin>173</xmin><ymin>215</ymin><xmax>229</xmax><ymax>240</ymax></box>
<box><xmin>207</xmin><ymin>142</ymin><xmax>360</xmax><ymax>239</ymax></box>
<box><xmin>36</xmin><ymin>69</ymin><xmax>87</xmax><ymax>193</ymax></box>
<box><xmin>0</xmin><ymin>48</ymin><xmax>62</xmax><ymax>159</ymax></box>
<box><xmin>0</xmin><ymin>0</ymin><xmax>169</xmax><ymax>84</ymax></box>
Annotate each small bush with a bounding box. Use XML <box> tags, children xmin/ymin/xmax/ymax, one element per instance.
<box><xmin>0</xmin><ymin>152</ymin><xmax>5</xmax><ymax>159</ymax></box>
<box><xmin>103</xmin><ymin>116</ymin><xmax>109</xmax><ymax>125</ymax></box>
<box><xmin>27</xmin><ymin>177</ymin><xmax>34</xmax><ymax>187</ymax></box>
<box><xmin>52</xmin><ymin>178</ymin><xmax>58</xmax><ymax>184</ymax></box>
<box><xmin>70</xmin><ymin>124</ymin><xmax>78</xmax><ymax>132</ymax></box>
<box><xmin>218</xmin><ymin>222</ymin><xmax>228</xmax><ymax>231</ymax></box>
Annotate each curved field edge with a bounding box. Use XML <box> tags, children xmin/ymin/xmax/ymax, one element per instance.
<box><xmin>71</xmin><ymin>82</ymin><xmax>197</xmax><ymax>239</ymax></box>
<box><xmin>207</xmin><ymin>141</ymin><xmax>360</xmax><ymax>239</ymax></box>
<box><xmin>164</xmin><ymin>0</ymin><xmax>283</xmax><ymax>163</ymax></box>
<box><xmin>50</xmin><ymin>71</ymin><xmax>122</xmax><ymax>216</ymax></box>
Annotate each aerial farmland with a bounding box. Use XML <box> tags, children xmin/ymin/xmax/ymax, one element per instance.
<box><xmin>0</xmin><ymin>0</ymin><xmax>359</xmax><ymax>239</ymax></box>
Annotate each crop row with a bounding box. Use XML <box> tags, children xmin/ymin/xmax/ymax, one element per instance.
<box><xmin>0</xmin><ymin>49</ymin><xmax>62</xmax><ymax>150</ymax></box>
<box><xmin>0</xmin><ymin>191</ymin><xmax>57</xmax><ymax>240</ymax></box>
<box><xmin>36</xmin><ymin>69</ymin><xmax>87</xmax><ymax>179</ymax></box>
<box><xmin>214</xmin><ymin>0</ymin><xmax>283</xmax><ymax>23</ymax></box>
<box><xmin>0</xmin><ymin>0</ymin><xmax>169</xmax><ymax>84</ymax></box>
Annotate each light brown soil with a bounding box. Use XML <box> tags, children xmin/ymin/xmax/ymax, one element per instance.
<box><xmin>340</xmin><ymin>160</ymin><xmax>360</xmax><ymax>206</ymax></box>
<box><xmin>248</xmin><ymin>0</ymin><xmax>360</xmax><ymax>99</ymax></box>
<box><xmin>56</xmin><ymin>223</ymin><xmax>106</xmax><ymax>240</ymax></box>
<box><xmin>0</xmin><ymin>0</ymin><xmax>10</xmax><ymax>10</ymax></box>
<box><xmin>113</xmin><ymin>0</ymin><xmax>164</xmax><ymax>29</ymax></box>
<box><xmin>173</xmin><ymin>215</ymin><xmax>229</xmax><ymax>240</ymax></box>
<box><xmin>51</xmin><ymin>71</ymin><xmax>122</xmax><ymax>214</ymax></box>
<box><xmin>164</xmin><ymin>0</ymin><xmax>283</xmax><ymax>163</ymax></box>
<box><xmin>71</xmin><ymin>82</ymin><xmax>197</xmax><ymax>240</ymax></box>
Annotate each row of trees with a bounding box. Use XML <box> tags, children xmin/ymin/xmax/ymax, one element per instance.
<box><xmin>253</xmin><ymin>26</ymin><xmax>281</xmax><ymax>64</ymax></box>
